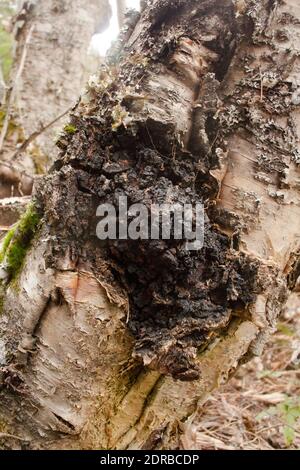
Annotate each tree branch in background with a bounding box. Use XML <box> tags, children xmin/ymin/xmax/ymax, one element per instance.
<box><xmin>116</xmin><ymin>0</ymin><xmax>126</xmax><ymax>29</ymax></box>
<box><xmin>11</xmin><ymin>105</ymin><xmax>73</xmax><ymax>161</ymax></box>
<box><xmin>0</xmin><ymin>24</ymin><xmax>33</xmax><ymax>153</ymax></box>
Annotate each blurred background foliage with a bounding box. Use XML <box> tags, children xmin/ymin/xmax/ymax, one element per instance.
<box><xmin>0</xmin><ymin>0</ymin><xmax>16</xmax><ymax>81</ymax></box>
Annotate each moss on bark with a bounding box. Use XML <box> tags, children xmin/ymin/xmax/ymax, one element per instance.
<box><xmin>0</xmin><ymin>204</ymin><xmax>40</xmax><ymax>281</ymax></box>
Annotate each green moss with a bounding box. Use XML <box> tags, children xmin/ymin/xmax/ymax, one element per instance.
<box><xmin>6</xmin><ymin>243</ymin><xmax>28</xmax><ymax>275</ymax></box>
<box><xmin>29</xmin><ymin>144</ymin><xmax>48</xmax><ymax>174</ymax></box>
<box><xmin>0</xmin><ymin>204</ymin><xmax>41</xmax><ymax>280</ymax></box>
<box><xmin>64</xmin><ymin>124</ymin><xmax>77</xmax><ymax>134</ymax></box>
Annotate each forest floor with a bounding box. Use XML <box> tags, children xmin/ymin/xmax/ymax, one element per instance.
<box><xmin>181</xmin><ymin>294</ymin><xmax>300</xmax><ymax>450</ymax></box>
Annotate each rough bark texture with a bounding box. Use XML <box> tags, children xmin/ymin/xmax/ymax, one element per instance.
<box><xmin>0</xmin><ymin>0</ymin><xmax>299</xmax><ymax>450</ymax></box>
<box><xmin>0</xmin><ymin>0</ymin><xmax>111</xmax><ymax>196</ymax></box>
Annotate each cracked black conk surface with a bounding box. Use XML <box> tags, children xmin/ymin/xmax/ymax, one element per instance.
<box><xmin>39</xmin><ymin>130</ymin><xmax>260</xmax><ymax>381</ymax></box>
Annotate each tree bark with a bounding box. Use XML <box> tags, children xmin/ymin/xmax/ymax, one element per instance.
<box><xmin>0</xmin><ymin>0</ymin><xmax>299</xmax><ymax>450</ymax></box>
<box><xmin>0</xmin><ymin>61</ymin><xmax>5</xmax><ymax>106</ymax></box>
<box><xmin>0</xmin><ymin>0</ymin><xmax>111</xmax><ymax>196</ymax></box>
<box><xmin>117</xmin><ymin>0</ymin><xmax>127</xmax><ymax>28</ymax></box>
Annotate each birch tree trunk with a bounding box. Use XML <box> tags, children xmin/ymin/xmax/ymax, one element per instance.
<box><xmin>0</xmin><ymin>0</ymin><xmax>299</xmax><ymax>450</ymax></box>
<box><xmin>0</xmin><ymin>0</ymin><xmax>111</xmax><ymax>198</ymax></box>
